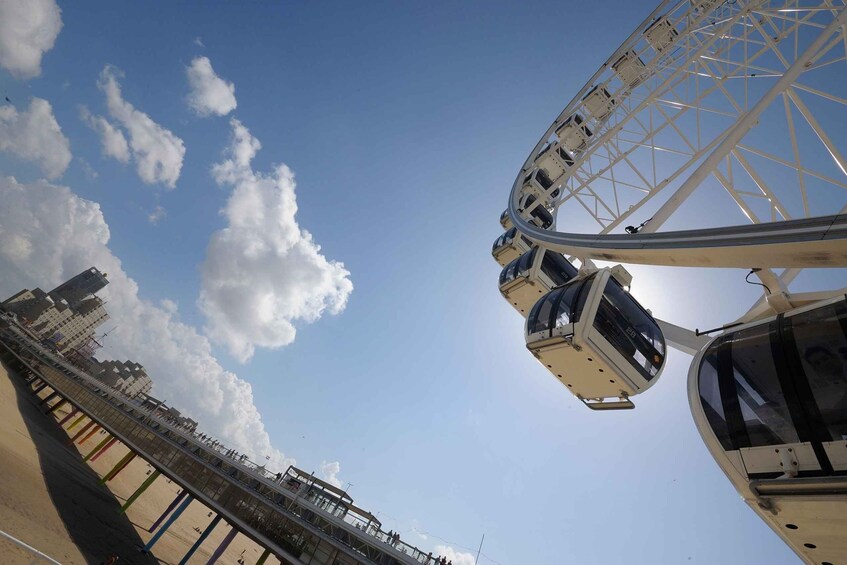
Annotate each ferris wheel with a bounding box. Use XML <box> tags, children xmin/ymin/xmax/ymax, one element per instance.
<box><xmin>494</xmin><ymin>1</ymin><xmax>847</xmax><ymax>562</ymax></box>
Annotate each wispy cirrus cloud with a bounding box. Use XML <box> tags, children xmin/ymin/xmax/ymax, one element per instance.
<box><xmin>147</xmin><ymin>204</ymin><xmax>166</xmax><ymax>225</ymax></box>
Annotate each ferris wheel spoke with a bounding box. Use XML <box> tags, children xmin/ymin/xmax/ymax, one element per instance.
<box><xmin>498</xmin><ymin>4</ymin><xmax>847</xmax><ymax>554</ymax></box>
<box><xmin>545</xmin><ymin>4</ymin><xmax>824</xmax><ymax>232</ymax></box>
<box><xmin>786</xmin><ymin>87</ymin><xmax>847</xmax><ymax>176</ymax></box>
<box><xmin>639</xmin><ymin>7</ymin><xmax>847</xmax><ymax>234</ymax></box>
<box><xmin>507</xmin><ymin>0</ymin><xmax>847</xmax><ymax>270</ymax></box>
<box><xmin>781</xmin><ymin>93</ymin><xmax>811</xmax><ymax>217</ymax></box>
<box><xmin>736</xmin><ymin>143</ymin><xmax>847</xmax><ymax>191</ymax></box>
<box><xmin>730</xmin><ymin>149</ymin><xmax>793</xmax><ymax>220</ymax></box>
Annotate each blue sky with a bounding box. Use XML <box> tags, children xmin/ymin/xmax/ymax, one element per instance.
<box><xmin>1</xmin><ymin>1</ymin><xmax>843</xmax><ymax>563</ymax></box>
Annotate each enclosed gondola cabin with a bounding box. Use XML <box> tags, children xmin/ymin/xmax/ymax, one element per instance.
<box><xmin>500</xmin><ymin>196</ymin><xmax>554</xmax><ymax>231</ymax></box>
<box><xmin>521</xmin><ymin>168</ymin><xmax>561</xmax><ymax>208</ymax></box>
<box><xmin>492</xmin><ymin>227</ymin><xmax>534</xmax><ymax>267</ymax></box>
<box><xmin>525</xmin><ymin>268</ymin><xmax>665</xmax><ymax>409</ymax></box>
<box><xmin>555</xmin><ymin>114</ymin><xmax>594</xmax><ymax>154</ymax></box>
<box><xmin>535</xmin><ymin>142</ymin><xmax>574</xmax><ymax>181</ymax></box>
<box><xmin>499</xmin><ymin>248</ymin><xmax>578</xmax><ymax>316</ymax></box>
<box><xmin>500</xmin><ymin>209</ymin><xmax>512</xmax><ymax>230</ymax></box>
<box><xmin>689</xmin><ymin>296</ymin><xmax>847</xmax><ymax>564</ymax></box>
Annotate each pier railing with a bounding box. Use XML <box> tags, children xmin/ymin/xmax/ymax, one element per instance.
<box><xmin>0</xmin><ymin>325</ymin><xmax>436</xmax><ymax>565</ymax></box>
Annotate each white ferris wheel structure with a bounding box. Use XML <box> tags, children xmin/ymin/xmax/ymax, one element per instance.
<box><xmin>496</xmin><ymin>1</ymin><xmax>847</xmax><ymax>563</ymax></box>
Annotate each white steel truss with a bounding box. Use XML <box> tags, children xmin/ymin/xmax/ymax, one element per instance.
<box><xmin>517</xmin><ymin>0</ymin><xmax>847</xmax><ymax>239</ymax></box>
<box><xmin>509</xmin><ymin>0</ymin><xmax>847</xmax><ymax>320</ymax></box>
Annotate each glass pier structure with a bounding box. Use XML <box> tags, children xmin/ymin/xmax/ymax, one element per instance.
<box><xmin>0</xmin><ymin>324</ymin><xmax>434</xmax><ymax>565</ymax></box>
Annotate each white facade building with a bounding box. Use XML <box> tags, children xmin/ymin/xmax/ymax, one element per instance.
<box><xmin>91</xmin><ymin>359</ymin><xmax>153</xmax><ymax>399</ymax></box>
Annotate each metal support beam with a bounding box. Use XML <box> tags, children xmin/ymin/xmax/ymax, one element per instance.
<box><xmin>641</xmin><ymin>8</ymin><xmax>847</xmax><ymax>234</ymax></box>
<box><xmin>100</xmin><ymin>451</ymin><xmax>137</xmax><ymax>484</ymax></box>
<box><xmin>38</xmin><ymin>391</ymin><xmax>59</xmax><ymax>406</ymax></box>
<box><xmin>255</xmin><ymin>548</ymin><xmax>271</xmax><ymax>565</ymax></box>
<box><xmin>77</xmin><ymin>425</ymin><xmax>102</xmax><ymax>446</ymax></box>
<box><xmin>83</xmin><ymin>434</ymin><xmax>114</xmax><ymax>462</ymax></box>
<box><xmin>141</xmin><ymin>494</ymin><xmax>193</xmax><ymax>554</ymax></box>
<box><xmin>148</xmin><ymin>490</ymin><xmax>188</xmax><ymax>532</ymax></box>
<box><xmin>32</xmin><ymin>382</ymin><xmax>48</xmax><ymax>395</ymax></box>
<box><xmin>657</xmin><ymin>319</ymin><xmax>712</xmax><ymax>356</ymax></box>
<box><xmin>45</xmin><ymin>398</ymin><xmax>68</xmax><ymax>415</ymax></box>
<box><xmin>205</xmin><ymin>527</ymin><xmax>238</xmax><ymax>564</ymax></box>
<box><xmin>66</xmin><ymin>413</ymin><xmax>87</xmax><ymax>431</ymax></box>
<box><xmin>178</xmin><ymin>514</ymin><xmax>222</xmax><ymax>565</ymax></box>
<box><xmin>57</xmin><ymin>407</ymin><xmax>79</xmax><ymax>426</ymax></box>
<box><xmin>89</xmin><ymin>437</ymin><xmax>119</xmax><ymax>462</ymax></box>
<box><xmin>119</xmin><ymin>469</ymin><xmax>160</xmax><ymax>512</ymax></box>
<box><xmin>68</xmin><ymin>420</ymin><xmax>95</xmax><ymax>443</ymax></box>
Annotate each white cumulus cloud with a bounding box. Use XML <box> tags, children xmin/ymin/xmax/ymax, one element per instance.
<box><xmin>186</xmin><ymin>56</ymin><xmax>237</xmax><ymax>117</ymax></box>
<box><xmin>433</xmin><ymin>546</ymin><xmax>477</xmax><ymax>565</ymax></box>
<box><xmin>98</xmin><ymin>66</ymin><xmax>185</xmax><ymax>188</ymax></box>
<box><xmin>199</xmin><ymin>119</ymin><xmax>353</xmax><ymax>362</ymax></box>
<box><xmin>0</xmin><ymin>175</ymin><xmax>293</xmax><ymax>470</ymax></box>
<box><xmin>319</xmin><ymin>461</ymin><xmax>343</xmax><ymax>488</ymax></box>
<box><xmin>0</xmin><ymin>0</ymin><xmax>62</xmax><ymax>79</ymax></box>
<box><xmin>0</xmin><ymin>98</ymin><xmax>71</xmax><ymax>179</ymax></box>
<box><xmin>79</xmin><ymin>105</ymin><xmax>130</xmax><ymax>163</ymax></box>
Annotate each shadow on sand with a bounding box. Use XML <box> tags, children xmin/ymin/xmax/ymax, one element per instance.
<box><xmin>5</xmin><ymin>360</ymin><xmax>161</xmax><ymax>564</ymax></box>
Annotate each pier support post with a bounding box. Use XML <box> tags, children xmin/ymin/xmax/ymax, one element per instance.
<box><xmin>38</xmin><ymin>391</ymin><xmax>59</xmax><ymax>406</ymax></box>
<box><xmin>256</xmin><ymin>548</ymin><xmax>272</xmax><ymax>565</ymax></box>
<box><xmin>141</xmin><ymin>495</ymin><xmax>193</xmax><ymax>553</ymax></box>
<box><xmin>45</xmin><ymin>398</ymin><xmax>68</xmax><ymax>415</ymax></box>
<box><xmin>83</xmin><ymin>434</ymin><xmax>114</xmax><ymax>462</ymax></box>
<box><xmin>69</xmin><ymin>420</ymin><xmax>95</xmax><ymax>442</ymax></box>
<box><xmin>32</xmin><ymin>382</ymin><xmax>48</xmax><ymax>395</ymax></box>
<box><xmin>119</xmin><ymin>469</ymin><xmax>159</xmax><ymax>512</ymax></box>
<box><xmin>57</xmin><ymin>407</ymin><xmax>79</xmax><ymax>426</ymax></box>
<box><xmin>206</xmin><ymin>527</ymin><xmax>238</xmax><ymax>564</ymax></box>
<box><xmin>66</xmin><ymin>413</ymin><xmax>87</xmax><ymax>431</ymax></box>
<box><xmin>148</xmin><ymin>490</ymin><xmax>188</xmax><ymax>532</ymax></box>
<box><xmin>88</xmin><ymin>437</ymin><xmax>118</xmax><ymax>462</ymax></box>
<box><xmin>178</xmin><ymin>514</ymin><xmax>222</xmax><ymax>565</ymax></box>
<box><xmin>77</xmin><ymin>425</ymin><xmax>102</xmax><ymax>445</ymax></box>
<box><xmin>100</xmin><ymin>451</ymin><xmax>137</xmax><ymax>483</ymax></box>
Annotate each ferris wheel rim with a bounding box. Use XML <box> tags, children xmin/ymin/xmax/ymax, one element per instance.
<box><xmin>508</xmin><ymin>0</ymin><xmax>847</xmax><ymax>271</ymax></box>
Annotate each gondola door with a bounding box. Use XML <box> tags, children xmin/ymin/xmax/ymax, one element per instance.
<box><xmin>699</xmin><ymin>297</ymin><xmax>847</xmax><ymax>477</ymax></box>
<box><xmin>785</xmin><ymin>298</ymin><xmax>847</xmax><ymax>472</ymax></box>
<box><xmin>717</xmin><ymin>321</ymin><xmax>822</xmax><ymax>476</ymax></box>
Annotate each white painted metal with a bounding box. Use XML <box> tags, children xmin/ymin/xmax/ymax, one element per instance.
<box><xmin>507</xmin><ymin>0</ymin><xmax>847</xmax><ymax>269</ymax></box>
<box><xmin>491</xmin><ymin>228</ymin><xmax>533</xmax><ymax>267</ymax></box>
<box><xmin>499</xmin><ymin>0</ymin><xmax>847</xmax><ymax>561</ymax></box>
<box><xmin>687</xmin><ymin>299</ymin><xmax>847</xmax><ymax>565</ymax></box>
<box><xmin>499</xmin><ymin>249</ymin><xmax>577</xmax><ymax>316</ymax></box>
<box><xmin>655</xmin><ymin>319</ymin><xmax>711</xmax><ymax>355</ymax></box>
<box><xmin>525</xmin><ymin>269</ymin><xmax>665</xmax><ymax>406</ymax></box>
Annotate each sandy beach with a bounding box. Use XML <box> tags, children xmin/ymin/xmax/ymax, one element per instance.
<box><xmin>0</xmin><ymin>359</ymin><xmax>275</xmax><ymax>565</ymax></box>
